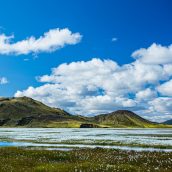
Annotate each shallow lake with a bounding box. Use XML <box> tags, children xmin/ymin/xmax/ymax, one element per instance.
<box><xmin>0</xmin><ymin>128</ymin><xmax>172</xmax><ymax>152</ymax></box>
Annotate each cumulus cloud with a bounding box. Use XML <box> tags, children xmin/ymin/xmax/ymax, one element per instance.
<box><xmin>136</xmin><ymin>88</ymin><xmax>157</xmax><ymax>101</ymax></box>
<box><xmin>148</xmin><ymin>97</ymin><xmax>172</xmax><ymax>116</ymax></box>
<box><xmin>157</xmin><ymin>80</ymin><xmax>172</xmax><ymax>96</ymax></box>
<box><xmin>132</xmin><ymin>43</ymin><xmax>172</xmax><ymax>64</ymax></box>
<box><xmin>0</xmin><ymin>28</ymin><xmax>82</xmax><ymax>55</ymax></box>
<box><xmin>15</xmin><ymin>43</ymin><xmax>172</xmax><ymax>122</ymax></box>
<box><xmin>0</xmin><ymin>77</ymin><xmax>8</xmax><ymax>84</ymax></box>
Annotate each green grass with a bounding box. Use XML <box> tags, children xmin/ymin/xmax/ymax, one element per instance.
<box><xmin>46</xmin><ymin>120</ymin><xmax>82</xmax><ymax>128</ymax></box>
<box><xmin>0</xmin><ymin>147</ymin><xmax>172</xmax><ymax>172</ymax></box>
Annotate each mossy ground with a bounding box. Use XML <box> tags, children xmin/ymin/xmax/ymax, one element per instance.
<box><xmin>0</xmin><ymin>147</ymin><xmax>172</xmax><ymax>172</ymax></box>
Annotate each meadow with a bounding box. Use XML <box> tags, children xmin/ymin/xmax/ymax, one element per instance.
<box><xmin>0</xmin><ymin>128</ymin><xmax>172</xmax><ymax>171</ymax></box>
<box><xmin>0</xmin><ymin>147</ymin><xmax>172</xmax><ymax>172</ymax></box>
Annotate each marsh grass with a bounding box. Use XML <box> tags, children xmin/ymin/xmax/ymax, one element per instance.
<box><xmin>0</xmin><ymin>147</ymin><xmax>172</xmax><ymax>172</ymax></box>
<box><xmin>25</xmin><ymin>139</ymin><xmax>172</xmax><ymax>149</ymax></box>
<box><xmin>1</xmin><ymin>138</ymin><xmax>172</xmax><ymax>150</ymax></box>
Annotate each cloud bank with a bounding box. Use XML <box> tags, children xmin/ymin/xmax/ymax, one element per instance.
<box><xmin>15</xmin><ymin>43</ymin><xmax>172</xmax><ymax>122</ymax></box>
<box><xmin>0</xmin><ymin>28</ymin><xmax>82</xmax><ymax>55</ymax></box>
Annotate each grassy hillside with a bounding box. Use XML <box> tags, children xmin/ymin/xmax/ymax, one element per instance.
<box><xmin>0</xmin><ymin>97</ymin><xmax>84</xmax><ymax>127</ymax></box>
<box><xmin>91</xmin><ymin>110</ymin><xmax>161</xmax><ymax>128</ymax></box>
<box><xmin>0</xmin><ymin>96</ymin><xmax>171</xmax><ymax>128</ymax></box>
<box><xmin>163</xmin><ymin>119</ymin><xmax>172</xmax><ymax>125</ymax></box>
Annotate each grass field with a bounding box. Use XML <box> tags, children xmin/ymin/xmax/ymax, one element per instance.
<box><xmin>0</xmin><ymin>147</ymin><xmax>172</xmax><ymax>172</ymax></box>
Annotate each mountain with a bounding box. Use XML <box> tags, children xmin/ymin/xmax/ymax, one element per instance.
<box><xmin>163</xmin><ymin>119</ymin><xmax>172</xmax><ymax>125</ymax></box>
<box><xmin>0</xmin><ymin>97</ymin><xmax>84</xmax><ymax>127</ymax></box>
<box><xmin>0</xmin><ymin>96</ymin><xmax>170</xmax><ymax>128</ymax></box>
<box><xmin>91</xmin><ymin>110</ymin><xmax>157</xmax><ymax>128</ymax></box>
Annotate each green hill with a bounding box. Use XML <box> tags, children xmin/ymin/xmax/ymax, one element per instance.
<box><xmin>91</xmin><ymin>110</ymin><xmax>158</xmax><ymax>128</ymax></box>
<box><xmin>0</xmin><ymin>97</ymin><xmax>84</xmax><ymax>127</ymax></box>
<box><xmin>163</xmin><ymin>119</ymin><xmax>172</xmax><ymax>125</ymax></box>
<box><xmin>0</xmin><ymin>96</ymin><xmax>170</xmax><ymax>128</ymax></box>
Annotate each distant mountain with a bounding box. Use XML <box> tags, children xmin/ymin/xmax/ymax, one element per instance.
<box><xmin>91</xmin><ymin>110</ymin><xmax>157</xmax><ymax>128</ymax></box>
<box><xmin>163</xmin><ymin>119</ymin><xmax>172</xmax><ymax>125</ymax></box>
<box><xmin>0</xmin><ymin>96</ymin><xmax>170</xmax><ymax>128</ymax></box>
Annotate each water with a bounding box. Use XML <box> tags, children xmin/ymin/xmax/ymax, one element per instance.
<box><xmin>0</xmin><ymin>128</ymin><xmax>172</xmax><ymax>152</ymax></box>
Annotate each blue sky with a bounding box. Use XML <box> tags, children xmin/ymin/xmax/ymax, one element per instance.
<box><xmin>0</xmin><ymin>0</ymin><xmax>172</xmax><ymax>121</ymax></box>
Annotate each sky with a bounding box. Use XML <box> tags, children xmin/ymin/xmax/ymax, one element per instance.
<box><xmin>0</xmin><ymin>0</ymin><xmax>172</xmax><ymax>122</ymax></box>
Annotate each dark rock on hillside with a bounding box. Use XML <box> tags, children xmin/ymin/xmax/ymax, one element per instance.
<box><xmin>17</xmin><ymin>116</ymin><xmax>35</xmax><ymax>126</ymax></box>
<box><xmin>0</xmin><ymin>118</ymin><xmax>10</xmax><ymax>126</ymax></box>
<box><xmin>80</xmin><ymin>123</ymin><xmax>99</xmax><ymax>128</ymax></box>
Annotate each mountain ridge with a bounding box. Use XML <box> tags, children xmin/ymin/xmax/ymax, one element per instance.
<box><xmin>0</xmin><ymin>96</ymin><xmax>170</xmax><ymax>128</ymax></box>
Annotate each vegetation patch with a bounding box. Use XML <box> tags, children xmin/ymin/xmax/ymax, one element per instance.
<box><xmin>0</xmin><ymin>147</ymin><xmax>172</xmax><ymax>171</ymax></box>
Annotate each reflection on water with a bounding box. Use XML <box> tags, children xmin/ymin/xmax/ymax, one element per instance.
<box><xmin>0</xmin><ymin>128</ymin><xmax>172</xmax><ymax>152</ymax></box>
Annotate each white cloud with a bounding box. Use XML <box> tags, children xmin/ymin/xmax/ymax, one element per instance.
<box><xmin>136</xmin><ymin>88</ymin><xmax>157</xmax><ymax>101</ymax></box>
<box><xmin>0</xmin><ymin>77</ymin><xmax>8</xmax><ymax>84</ymax></box>
<box><xmin>132</xmin><ymin>43</ymin><xmax>172</xmax><ymax>64</ymax></box>
<box><xmin>0</xmin><ymin>28</ymin><xmax>82</xmax><ymax>55</ymax></box>
<box><xmin>143</xmin><ymin>115</ymin><xmax>172</xmax><ymax>123</ymax></box>
<box><xmin>14</xmin><ymin>58</ymin><xmax>167</xmax><ymax>119</ymax></box>
<box><xmin>157</xmin><ymin>80</ymin><xmax>172</xmax><ymax>96</ymax></box>
<box><xmin>148</xmin><ymin>97</ymin><xmax>172</xmax><ymax>116</ymax></box>
<box><xmin>14</xmin><ymin>43</ymin><xmax>172</xmax><ymax>122</ymax></box>
<box><xmin>163</xmin><ymin>64</ymin><xmax>172</xmax><ymax>76</ymax></box>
